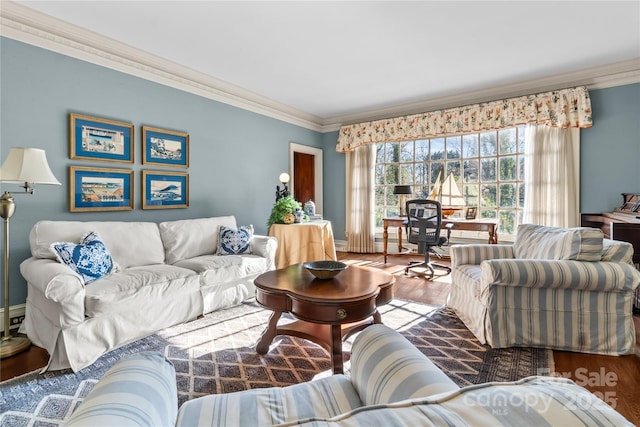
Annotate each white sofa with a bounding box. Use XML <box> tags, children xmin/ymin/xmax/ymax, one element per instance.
<box><xmin>64</xmin><ymin>324</ymin><xmax>633</xmax><ymax>427</ymax></box>
<box><xmin>19</xmin><ymin>216</ymin><xmax>277</xmax><ymax>372</ymax></box>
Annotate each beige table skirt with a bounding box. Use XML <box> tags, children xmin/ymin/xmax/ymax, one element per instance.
<box><xmin>268</xmin><ymin>221</ymin><xmax>337</xmax><ymax>269</ymax></box>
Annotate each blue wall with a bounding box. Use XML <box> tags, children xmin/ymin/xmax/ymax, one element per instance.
<box><xmin>0</xmin><ymin>37</ymin><xmax>327</xmax><ymax>305</ymax></box>
<box><xmin>322</xmin><ymin>130</ymin><xmax>345</xmax><ymax>241</ymax></box>
<box><xmin>580</xmin><ymin>83</ymin><xmax>640</xmax><ymax>212</ymax></box>
<box><xmin>1</xmin><ymin>36</ymin><xmax>638</xmax><ymax>307</ymax></box>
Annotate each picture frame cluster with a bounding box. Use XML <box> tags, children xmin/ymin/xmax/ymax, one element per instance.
<box><xmin>68</xmin><ymin>113</ymin><xmax>189</xmax><ymax>212</ymax></box>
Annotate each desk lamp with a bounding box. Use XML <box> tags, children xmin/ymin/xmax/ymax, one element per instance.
<box><xmin>393</xmin><ymin>185</ymin><xmax>412</xmax><ymax>217</ymax></box>
<box><xmin>0</xmin><ymin>147</ymin><xmax>60</xmax><ymax>358</ymax></box>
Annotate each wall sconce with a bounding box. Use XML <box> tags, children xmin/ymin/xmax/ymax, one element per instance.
<box><xmin>393</xmin><ymin>185</ymin><xmax>413</xmax><ymax>217</ymax></box>
<box><xmin>0</xmin><ymin>147</ymin><xmax>60</xmax><ymax>358</ymax></box>
<box><xmin>275</xmin><ymin>172</ymin><xmax>290</xmax><ymax>202</ymax></box>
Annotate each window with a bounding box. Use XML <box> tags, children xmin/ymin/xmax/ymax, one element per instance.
<box><xmin>375</xmin><ymin>126</ymin><xmax>526</xmax><ymax>235</ymax></box>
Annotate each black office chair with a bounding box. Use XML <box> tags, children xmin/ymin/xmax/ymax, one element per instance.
<box><xmin>404</xmin><ymin>199</ymin><xmax>452</xmax><ymax>277</ymax></box>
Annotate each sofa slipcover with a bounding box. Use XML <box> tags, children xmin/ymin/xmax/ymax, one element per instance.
<box><xmin>19</xmin><ymin>216</ymin><xmax>277</xmax><ymax>372</ymax></box>
<box><xmin>448</xmin><ymin>224</ymin><xmax>640</xmax><ymax>355</ymax></box>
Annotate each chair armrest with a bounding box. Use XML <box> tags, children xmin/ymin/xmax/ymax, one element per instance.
<box><xmin>20</xmin><ymin>257</ymin><xmax>86</xmax><ymax>327</ymax></box>
<box><xmin>66</xmin><ymin>352</ymin><xmax>177</xmax><ymax>427</ymax></box>
<box><xmin>480</xmin><ymin>259</ymin><xmax>640</xmax><ymax>293</ymax></box>
<box><xmin>349</xmin><ymin>324</ymin><xmax>459</xmax><ymax>406</ymax></box>
<box><xmin>20</xmin><ymin>257</ymin><xmax>84</xmax><ymax>301</ymax></box>
<box><xmin>20</xmin><ymin>257</ymin><xmax>85</xmax><ymax>302</ymax></box>
<box><xmin>250</xmin><ymin>235</ymin><xmax>278</xmax><ymax>270</ymax></box>
<box><xmin>450</xmin><ymin>244</ymin><xmax>514</xmax><ymax>267</ymax></box>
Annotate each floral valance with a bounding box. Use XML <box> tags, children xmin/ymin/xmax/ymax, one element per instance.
<box><xmin>336</xmin><ymin>86</ymin><xmax>592</xmax><ymax>152</ymax></box>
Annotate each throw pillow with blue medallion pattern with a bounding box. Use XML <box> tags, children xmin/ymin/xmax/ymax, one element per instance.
<box><xmin>217</xmin><ymin>225</ymin><xmax>253</xmax><ymax>255</ymax></box>
<box><xmin>51</xmin><ymin>231</ymin><xmax>116</xmax><ymax>284</ymax></box>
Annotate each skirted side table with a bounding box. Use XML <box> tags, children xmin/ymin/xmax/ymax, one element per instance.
<box><xmin>268</xmin><ymin>220</ymin><xmax>337</xmax><ymax>269</ymax></box>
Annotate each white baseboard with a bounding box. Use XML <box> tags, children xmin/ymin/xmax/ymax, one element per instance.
<box><xmin>0</xmin><ymin>304</ymin><xmax>26</xmax><ymax>333</ymax></box>
<box><xmin>335</xmin><ymin>239</ymin><xmax>347</xmax><ymax>252</ymax></box>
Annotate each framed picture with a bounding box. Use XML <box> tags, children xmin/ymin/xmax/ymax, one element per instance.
<box><xmin>142</xmin><ymin>126</ymin><xmax>189</xmax><ymax>168</ymax></box>
<box><xmin>142</xmin><ymin>170</ymin><xmax>189</xmax><ymax>209</ymax></box>
<box><xmin>69</xmin><ymin>166</ymin><xmax>134</xmax><ymax>212</ymax></box>
<box><xmin>465</xmin><ymin>207</ymin><xmax>477</xmax><ymax>220</ymax></box>
<box><xmin>70</xmin><ymin>113</ymin><xmax>134</xmax><ymax>163</ymax></box>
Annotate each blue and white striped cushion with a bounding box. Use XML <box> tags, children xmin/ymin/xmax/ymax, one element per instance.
<box><xmin>514</xmin><ymin>224</ymin><xmax>603</xmax><ymax>261</ymax></box>
<box><xmin>349</xmin><ymin>324</ymin><xmax>459</xmax><ymax>406</ymax></box>
<box><xmin>450</xmin><ymin>244</ymin><xmax>515</xmax><ymax>267</ymax></box>
<box><xmin>65</xmin><ymin>352</ymin><xmax>177</xmax><ymax>427</ymax></box>
<box><xmin>286</xmin><ymin>377</ymin><xmax>632</xmax><ymax>427</ymax></box>
<box><xmin>176</xmin><ymin>374</ymin><xmax>361</xmax><ymax>427</ymax></box>
<box><xmin>601</xmin><ymin>238</ymin><xmax>635</xmax><ymax>264</ymax></box>
<box><xmin>481</xmin><ymin>258</ymin><xmax>640</xmax><ymax>292</ymax></box>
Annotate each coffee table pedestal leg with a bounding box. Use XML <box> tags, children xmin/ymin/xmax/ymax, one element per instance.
<box><xmin>256</xmin><ymin>311</ymin><xmax>282</xmax><ymax>354</ymax></box>
<box><xmin>330</xmin><ymin>324</ymin><xmax>344</xmax><ymax>374</ymax></box>
<box><xmin>256</xmin><ymin>309</ymin><xmax>385</xmax><ymax>374</ymax></box>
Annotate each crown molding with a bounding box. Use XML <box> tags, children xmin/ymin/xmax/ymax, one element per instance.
<box><xmin>2</xmin><ymin>2</ymin><xmax>639</xmax><ymax>135</ymax></box>
<box><xmin>0</xmin><ymin>1</ymin><xmax>325</xmax><ymax>131</ymax></box>
<box><xmin>319</xmin><ymin>58</ymin><xmax>640</xmax><ymax>131</ymax></box>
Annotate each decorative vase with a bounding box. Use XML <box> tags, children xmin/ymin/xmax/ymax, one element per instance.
<box><xmin>294</xmin><ymin>207</ymin><xmax>304</xmax><ymax>223</ymax></box>
<box><xmin>304</xmin><ymin>200</ymin><xmax>316</xmax><ymax>216</ymax></box>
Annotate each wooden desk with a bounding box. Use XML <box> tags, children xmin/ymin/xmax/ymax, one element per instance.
<box><xmin>442</xmin><ymin>218</ymin><xmax>500</xmax><ymax>244</ymax></box>
<box><xmin>382</xmin><ymin>218</ymin><xmax>410</xmax><ymax>263</ymax></box>
<box><xmin>268</xmin><ymin>221</ymin><xmax>337</xmax><ymax>269</ymax></box>
<box><xmin>383</xmin><ymin>217</ymin><xmax>499</xmax><ymax>263</ymax></box>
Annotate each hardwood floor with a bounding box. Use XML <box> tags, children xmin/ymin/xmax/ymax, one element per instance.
<box><xmin>0</xmin><ymin>341</ymin><xmax>49</xmax><ymax>381</ymax></box>
<box><xmin>2</xmin><ymin>251</ymin><xmax>639</xmax><ymax>424</ymax></box>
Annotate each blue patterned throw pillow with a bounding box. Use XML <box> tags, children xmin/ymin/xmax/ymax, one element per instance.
<box><xmin>217</xmin><ymin>225</ymin><xmax>253</xmax><ymax>255</ymax></box>
<box><xmin>51</xmin><ymin>231</ymin><xmax>115</xmax><ymax>284</ymax></box>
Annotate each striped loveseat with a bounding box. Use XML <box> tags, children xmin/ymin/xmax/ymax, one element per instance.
<box><xmin>448</xmin><ymin>224</ymin><xmax>640</xmax><ymax>355</ymax></box>
<box><xmin>64</xmin><ymin>324</ymin><xmax>632</xmax><ymax>426</ymax></box>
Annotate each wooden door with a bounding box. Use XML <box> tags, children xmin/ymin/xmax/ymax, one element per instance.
<box><xmin>294</xmin><ymin>152</ymin><xmax>314</xmax><ymax>204</ymax></box>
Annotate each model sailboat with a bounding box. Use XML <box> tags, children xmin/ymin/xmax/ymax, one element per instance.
<box><xmin>429</xmin><ymin>172</ymin><xmax>465</xmax><ymax>217</ymax></box>
<box><xmin>427</xmin><ymin>171</ymin><xmax>442</xmax><ymax>200</ymax></box>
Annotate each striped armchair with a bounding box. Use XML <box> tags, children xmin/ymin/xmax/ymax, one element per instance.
<box><xmin>64</xmin><ymin>325</ymin><xmax>633</xmax><ymax>426</ymax></box>
<box><xmin>448</xmin><ymin>224</ymin><xmax>640</xmax><ymax>355</ymax></box>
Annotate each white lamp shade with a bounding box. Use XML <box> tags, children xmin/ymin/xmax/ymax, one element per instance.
<box><xmin>279</xmin><ymin>172</ymin><xmax>290</xmax><ymax>184</ymax></box>
<box><xmin>0</xmin><ymin>148</ymin><xmax>61</xmax><ymax>185</ymax></box>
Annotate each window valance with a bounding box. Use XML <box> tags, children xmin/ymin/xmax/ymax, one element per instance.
<box><xmin>336</xmin><ymin>86</ymin><xmax>592</xmax><ymax>153</ymax></box>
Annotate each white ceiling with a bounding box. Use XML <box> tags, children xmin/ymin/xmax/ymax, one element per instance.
<box><xmin>6</xmin><ymin>1</ymin><xmax>640</xmax><ymax>128</ymax></box>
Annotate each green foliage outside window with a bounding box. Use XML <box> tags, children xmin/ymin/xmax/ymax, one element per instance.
<box><xmin>374</xmin><ymin>126</ymin><xmax>526</xmax><ymax>235</ymax></box>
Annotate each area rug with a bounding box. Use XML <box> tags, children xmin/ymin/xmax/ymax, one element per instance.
<box><xmin>0</xmin><ymin>299</ymin><xmax>553</xmax><ymax>426</ymax></box>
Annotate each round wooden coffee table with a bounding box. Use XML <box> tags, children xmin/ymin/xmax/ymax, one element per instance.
<box><xmin>254</xmin><ymin>263</ymin><xmax>395</xmax><ymax>374</ymax></box>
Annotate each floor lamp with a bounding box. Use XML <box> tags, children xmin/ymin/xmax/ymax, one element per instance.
<box><xmin>0</xmin><ymin>147</ymin><xmax>60</xmax><ymax>358</ymax></box>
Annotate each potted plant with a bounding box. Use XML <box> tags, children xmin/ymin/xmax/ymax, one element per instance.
<box><xmin>268</xmin><ymin>196</ymin><xmax>307</xmax><ymax>227</ymax></box>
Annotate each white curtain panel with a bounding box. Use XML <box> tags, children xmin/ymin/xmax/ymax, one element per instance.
<box><xmin>346</xmin><ymin>144</ymin><xmax>376</xmax><ymax>252</ymax></box>
<box><xmin>523</xmin><ymin>125</ymin><xmax>580</xmax><ymax>228</ymax></box>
